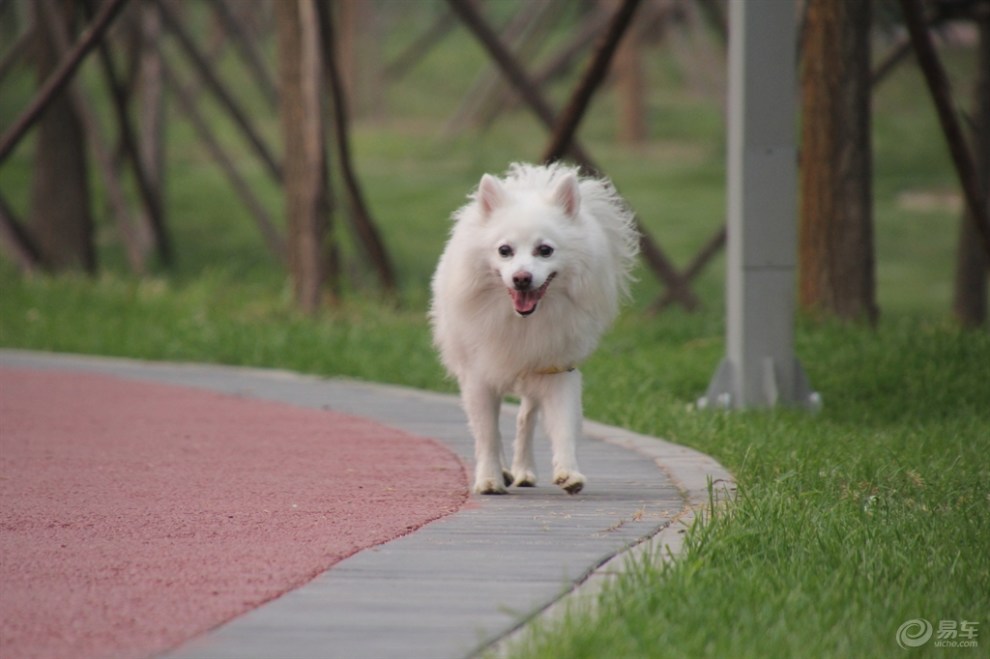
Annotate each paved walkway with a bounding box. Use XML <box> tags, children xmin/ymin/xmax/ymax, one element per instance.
<box><xmin>0</xmin><ymin>350</ymin><xmax>732</xmax><ymax>659</ymax></box>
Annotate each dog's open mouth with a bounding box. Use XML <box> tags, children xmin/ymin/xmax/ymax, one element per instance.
<box><xmin>509</xmin><ymin>273</ymin><xmax>556</xmax><ymax>317</ymax></box>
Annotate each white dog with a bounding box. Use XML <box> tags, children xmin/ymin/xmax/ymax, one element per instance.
<box><xmin>430</xmin><ymin>163</ymin><xmax>639</xmax><ymax>495</ymax></box>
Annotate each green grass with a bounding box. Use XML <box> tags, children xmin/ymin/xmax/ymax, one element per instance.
<box><xmin>516</xmin><ymin>318</ymin><xmax>990</xmax><ymax>659</ymax></box>
<box><xmin>1</xmin><ymin>6</ymin><xmax>988</xmax><ymax>657</ymax></box>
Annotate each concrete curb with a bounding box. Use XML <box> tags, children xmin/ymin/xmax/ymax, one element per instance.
<box><xmin>487</xmin><ymin>420</ymin><xmax>736</xmax><ymax>656</ymax></box>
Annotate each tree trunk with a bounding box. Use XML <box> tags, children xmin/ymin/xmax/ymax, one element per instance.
<box><xmin>275</xmin><ymin>0</ymin><xmax>332</xmax><ymax>313</ymax></box>
<box><xmin>137</xmin><ymin>0</ymin><xmax>165</xmax><ymax>260</ymax></box>
<box><xmin>337</xmin><ymin>0</ymin><xmax>382</xmax><ymax>120</ymax></box>
<box><xmin>611</xmin><ymin>0</ymin><xmax>646</xmax><ymax>144</ymax></box>
<box><xmin>29</xmin><ymin>0</ymin><xmax>95</xmax><ymax>273</ymax></box>
<box><xmin>315</xmin><ymin>0</ymin><xmax>397</xmax><ymax>294</ymax></box>
<box><xmin>799</xmin><ymin>0</ymin><xmax>877</xmax><ymax>323</ymax></box>
<box><xmin>952</xmin><ymin>8</ymin><xmax>989</xmax><ymax>327</ymax></box>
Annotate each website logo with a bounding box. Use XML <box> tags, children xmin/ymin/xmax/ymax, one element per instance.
<box><xmin>897</xmin><ymin>618</ymin><xmax>980</xmax><ymax>650</ymax></box>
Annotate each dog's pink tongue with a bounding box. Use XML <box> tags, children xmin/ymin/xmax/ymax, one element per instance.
<box><xmin>511</xmin><ymin>289</ymin><xmax>538</xmax><ymax>315</ymax></box>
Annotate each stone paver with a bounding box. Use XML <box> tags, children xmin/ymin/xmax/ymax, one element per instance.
<box><xmin>0</xmin><ymin>350</ymin><xmax>733</xmax><ymax>659</ymax></box>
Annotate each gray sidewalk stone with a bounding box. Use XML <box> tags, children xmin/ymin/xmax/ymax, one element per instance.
<box><xmin>0</xmin><ymin>350</ymin><xmax>734</xmax><ymax>659</ymax></box>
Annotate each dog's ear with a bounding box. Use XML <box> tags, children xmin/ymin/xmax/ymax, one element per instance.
<box><xmin>478</xmin><ymin>174</ymin><xmax>506</xmax><ymax>219</ymax></box>
<box><xmin>551</xmin><ymin>173</ymin><xmax>580</xmax><ymax>219</ymax></box>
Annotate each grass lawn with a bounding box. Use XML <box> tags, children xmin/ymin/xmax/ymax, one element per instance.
<box><xmin>1</xmin><ymin>5</ymin><xmax>988</xmax><ymax>657</ymax></box>
<box><xmin>514</xmin><ymin>316</ymin><xmax>989</xmax><ymax>658</ymax></box>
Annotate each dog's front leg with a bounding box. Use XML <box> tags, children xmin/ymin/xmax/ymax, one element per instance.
<box><xmin>541</xmin><ymin>370</ymin><xmax>586</xmax><ymax>494</ymax></box>
<box><xmin>510</xmin><ymin>396</ymin><xmax>539</xmax><ymax>486</ymax></box>
<box><xmin>461</xmin><ymin>379</ymin><xmax>510</xmax><ymax>494</ymax></box>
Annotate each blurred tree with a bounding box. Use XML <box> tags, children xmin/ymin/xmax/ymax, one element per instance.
<box><xmin>799</xmin><ymin>0</ymin><xmax>878</xmax><ymax>324</ymax></box>
<box><xmin>315</xmin><ymin>0</ymin><xmax>397</xmax><ymax>295</ymax></box>
<box><xmin>276</xmin><ymin>0</ymin><xmax>333</xmax><ymax>312</ymax></box>
<box><xmin>952</xmin><ymin>5</ymin><xmax>989</xmax><ymax>327</ymax></box>
<box><xmin>610</xmin><ymin>0</ymin><xmax>646</xmax><ymax>144</ymax></box>
<box><xmin>338</xmin><ymin>0</ymin><xmax>383</xmax><ymax>119</ymax></box>
<box><xmin>29</xmin><ymin>0</ymin><xmax>95</xmax><ymax>273</ymax></box>
<box><xmin>137</xmin><ymin>0</ymin><xmax>164</xmax><ymax>263</ymax></box>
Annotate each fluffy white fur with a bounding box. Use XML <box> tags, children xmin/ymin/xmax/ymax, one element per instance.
<box><xmin>430</xmin><ymin>163</ymin><xmax>639</xmax><ymax>494</ymax></box>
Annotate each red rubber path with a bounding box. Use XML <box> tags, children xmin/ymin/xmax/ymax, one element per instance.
<box><xmin>0</xmin><ymin>368</ymin><xmax>468</xmax><ymax>659</ymax></box>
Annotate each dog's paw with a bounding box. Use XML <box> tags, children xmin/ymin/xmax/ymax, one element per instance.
<box><xmin>503</xmin><ymin>469</ymin><xmax>514</xmax><ymax>487</ymax></box>
<box><xmin>553</xmin><ymin>470</ymin><xmax>586</xmax><ymax>495</ymax></box>
<box><xmin>511</xmin><ymin>469</ymin><xmax>537</xmax><ymax>487</ymax></box>
<box><xmin>474</xmin><ymin>477</ymin><xmax>509</xmax><ymax>495</ymax></box>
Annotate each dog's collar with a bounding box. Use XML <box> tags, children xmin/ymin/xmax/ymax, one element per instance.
<box><xmin>532</xmin><ymin>365</ymin><xmax>577</xmax><ymax>376</ymax></box>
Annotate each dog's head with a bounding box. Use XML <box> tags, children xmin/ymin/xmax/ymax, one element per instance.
<box><xmin>476</xmin><ymin>172</ymin><xmax>580</xmax><ymax>318</ymax></box>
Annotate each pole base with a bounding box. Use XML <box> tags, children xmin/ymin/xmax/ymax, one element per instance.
<box><xmin>697</xmin><ymin>357</ymin><xmax>821</xmax><ymax>411</ymax></box>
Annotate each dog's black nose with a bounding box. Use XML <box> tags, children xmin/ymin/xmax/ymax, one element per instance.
<box><xmin>512</xmin><ymin>272</ymin><xmax>532</xmax><ymax>290</ymax></box>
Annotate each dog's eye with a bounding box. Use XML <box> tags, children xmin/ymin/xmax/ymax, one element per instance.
<box><xmin>497</xmin><ymin>244</ymin><xmax>514</xmax><ymax>258</ymax></box>
<box><xmin>536</xmin><ymin>244</ymin><xmax>554</xmax><ymax>258</ymax></box>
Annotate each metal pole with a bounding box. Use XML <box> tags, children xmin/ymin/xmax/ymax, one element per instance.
<box><xmin>700</xmin><ymin>0</ymin><xmax>818</xmax><ymax>410</ymax></box>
